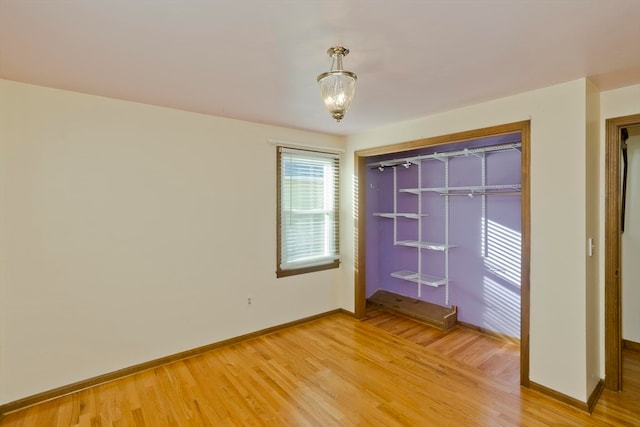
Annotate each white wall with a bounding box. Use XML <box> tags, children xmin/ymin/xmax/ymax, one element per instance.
<box><xmin>622</xmin><ymin>127</ymin><xmax>640</xmax><ymax>343</ymax></box>
<box><xmin>0</xmin><ymin>80</ymin><xmax>345</xmax><ymax>404</ymax></box>
<box><xmin>600</xmin><ymin>84</ymin><xmax>640</xmax><ymax>355</ymax></box>
<box><xmin>342</xmin><ymin>79</ymin><xmax>594</xmax><ymax>401</ymax></box>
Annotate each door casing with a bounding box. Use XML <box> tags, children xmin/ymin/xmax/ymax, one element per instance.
<box><xmin>604</xmin><ymin>113</ymin><xmax>640</xmax><ymax>391</ymax></box>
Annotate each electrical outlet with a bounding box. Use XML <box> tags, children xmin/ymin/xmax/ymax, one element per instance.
<box><xmin>247</xmin><ymin>296</ymin><xmax>252</xmax><ymax>305</ymax></box>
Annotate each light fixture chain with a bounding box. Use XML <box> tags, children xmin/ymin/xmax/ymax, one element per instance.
<box><xmin>334</xmin><ymin>53</ymin><xmax>342</xmax><ymax>72</ymax></box>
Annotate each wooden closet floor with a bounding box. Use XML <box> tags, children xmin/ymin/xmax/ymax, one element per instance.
<box><xmin>362</xmin><ymin>305</ymin><xmax>520</xmax><ymax>385</ymax></box>
<box><xmin>2</xmin><ymin>310</ymin><xmax>639</xmax><ymax>426</ymax></box>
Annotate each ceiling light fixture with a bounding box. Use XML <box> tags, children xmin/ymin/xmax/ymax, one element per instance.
<box><xmin>317</xmin><ymin>46</ymin><xmax>357</xmax><ymax>122</ymax></box>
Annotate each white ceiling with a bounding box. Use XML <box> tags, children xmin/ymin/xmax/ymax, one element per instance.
<box><xmin>2</xmin><ymin>1</ymin><xmax>640</xmax><ymax>136</ymax></box>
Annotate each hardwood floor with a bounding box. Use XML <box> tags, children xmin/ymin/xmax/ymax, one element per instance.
<box><xmin>363</xmin><ymin>307</ymin><xmax>521</xmax><ymax>385</ymax></box>
<box><xmin>1</xmin><ymin>309</ymin><xmax>639</xmax><ymax>426</ymax></box>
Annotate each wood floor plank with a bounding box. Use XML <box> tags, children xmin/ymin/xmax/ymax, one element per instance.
<box><xmin>2</xmin><ymin>311</ymin><xmax>639</xmax><ymax>426</ymax></box>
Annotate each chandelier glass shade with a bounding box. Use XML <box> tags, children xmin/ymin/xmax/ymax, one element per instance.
<box><xmin>317</xmin><ymin>46</ymin><xmax>357</xmax><ymax>122</ymax></box>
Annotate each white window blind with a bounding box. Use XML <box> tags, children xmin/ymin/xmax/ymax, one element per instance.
<box><xmin>277</xmin><ymin>147</ymin><xmax>340</xmax><ymax>276</ymax></box>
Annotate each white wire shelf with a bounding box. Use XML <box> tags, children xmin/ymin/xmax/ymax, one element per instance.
<box><xmin>390</xmin><ymin>270</ymin><xmax>447</xmax><ymax>287</ymax></box>
<box><xmin>395</xmin><ymin>240</ymin><xmax>454</xmax><ymax>251</ymax></box>
<box><xmin>373</xmin><ymin>212</ymin><xmax>427</xmax><ymax>219</ymax></box>
<box><xmin>398</xmin><ymin>188</ymin><xmax>422</xmax><ymax>195</ymax></box>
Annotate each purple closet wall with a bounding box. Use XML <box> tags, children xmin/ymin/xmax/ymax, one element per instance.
<box><xmin>365</xmin><ymin>138</ymin><xmax>521</xmax><ymax>338</ymax></box>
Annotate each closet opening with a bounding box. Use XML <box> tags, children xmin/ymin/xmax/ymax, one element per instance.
<box><xmin>354</xmin><ymin>121</ymin><xmax>530</xmax><ymax>386</ymax></box>
<box><xmin>605</xmin><ymin>114</ymin><xmax>640</xmax><ymax>391</ymax></box>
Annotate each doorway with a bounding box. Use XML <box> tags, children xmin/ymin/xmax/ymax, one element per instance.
<box><xmin>605</xmin><ymin>113</ymin><xmax>640</xmax><ymax>391</ymax></box>
<box><xmin>354</xmin><ymin>120</ymin><xmax>531</xmax><ymax>386</ymax></box>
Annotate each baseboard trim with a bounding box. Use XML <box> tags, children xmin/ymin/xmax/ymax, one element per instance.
<box><xmin>0</xmin><ymin>308</ymin><xmax>351</xmax><ymax>417</ymax></box>
<box><xmin>623</xmin><ymin>339</ymin><xmax>640</xmax><ymax>353</ymax></box>
<box><xmin>529</xmin><ymin>379</ymin><xmax>604</xmax><ymax>413</ymax></box>
<box><xmin>456</xmin><ymin>321</ymin><xmax>520</xmax><ymax>345</ymax></box>
<box><xmin>587</xmin><ymin>379</ymin><xmax>605</xmax><ymax>413</ymax></box>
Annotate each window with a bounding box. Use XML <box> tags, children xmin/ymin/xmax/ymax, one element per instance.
<box><xmin>277</xmin><ymin>147</ymin><xmax>340</xmax><ymax>277</ymax></box>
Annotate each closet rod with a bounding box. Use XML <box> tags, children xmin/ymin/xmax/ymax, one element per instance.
<box><xmin>368</xmin><ymin>142</ymin><xmax>521</xmax><ymax>169</ymax></box>
<box><xmin>439</xmin><ymin>191</ymin><xmax>521</xmax><ymax>197</ymax></box>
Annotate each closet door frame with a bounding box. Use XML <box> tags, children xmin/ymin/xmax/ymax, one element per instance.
<box><xmin>604</xmin><ymin>113</ymin><xmax>640</xmax><ymax>391</ymax></box>
<box><xmin>354</xmin><ymin>120</ymin><xmax>531</xmax><ymax>387</ymax></box>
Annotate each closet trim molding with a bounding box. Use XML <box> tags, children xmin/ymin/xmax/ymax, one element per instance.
<box><xmin>604</xmin><ymin>113</ymin><xmax>640</xmax><ymax>391</ymax></box>
<box><xmin>353</xmin><ymin>120</ymin><xmax>531</xmax><ymax>387</ymax></box>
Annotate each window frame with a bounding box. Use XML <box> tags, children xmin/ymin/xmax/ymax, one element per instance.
<box><xmin>276</xmin><ymin>146</ymin><xmax>341</xmax><ymax>278</ymax></box>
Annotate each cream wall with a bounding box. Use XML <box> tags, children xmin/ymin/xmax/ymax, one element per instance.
<box><xmin>601</xmin><ymin>84</ymin><xmax>640</xmax><ymax>119</ymax></box>
<box><xmin>0</xmin><ymin>80</ymin><xmax>345</xmax><ymax>404</ymax></box>
<box><xmin>3</xmin><ymin>78</ymin><xmax>637</xmax><ymax>407</ymax></box>
<box><xmin>342</xmin><ymin>79</ymin><xmax>595</xmax><ymax>402</ymax></box>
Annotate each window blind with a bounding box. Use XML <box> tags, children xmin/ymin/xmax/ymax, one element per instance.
<box><xmin>277</xmin><ymin>147</ymin><xmax>340</xmax><ymax>276</ymax></box>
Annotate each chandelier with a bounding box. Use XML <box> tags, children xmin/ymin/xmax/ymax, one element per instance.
<box><xmin>317</xmin><ymin>46</ymin><xmax>357</xmax><ymax>122</ymax></box>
